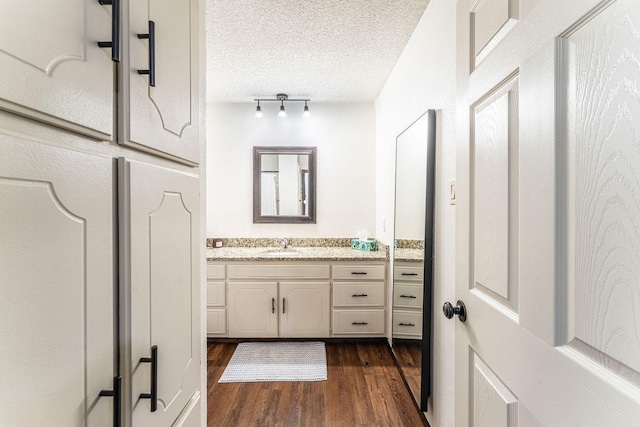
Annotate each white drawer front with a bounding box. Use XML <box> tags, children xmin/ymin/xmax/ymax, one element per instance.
<box><xmin>392</xmin><ymin>310</ymin><xmax>422</xmax><ymax>337</ymax></box>
<box><xmin>393</xmin><ymin>264</ymin><xmax>424</xmax><ymax>281</ymax></box>
<box><xmin>332</xmin><ymin>264</ymin><xmax>385</xmax><ymax>280</ymax></box>
<box><xmin>393</xmin><ymin>283</ymin><xmax>424</xmax><ymax>308</ymax></box>
<box><xmin>207</xmin><ymin>264</ymin><xmax>226</xmax><ymax>279</ymax></box>
<box><xmin>207</xmin><ymin>309</ymin><xmax>227</xmax><ymax>335</ymax></box>
<box><xmin>228</xmin><ymin>264</ymin><xmax>331</xmax><ymax>279</ymax></box>
<box><xmin>332</xmin><ymin>309</ymin><xmax>385</xmax><ymax>335</ymax></box>
<box><xmin>206</xmin><ymin>281</ymin><xmax>225</xmax><ymax>307</ymax></box>
<box><xmin>333</xmin><ymin>282</ymin><xmax>384</xmax><ymax>307</ymax></box>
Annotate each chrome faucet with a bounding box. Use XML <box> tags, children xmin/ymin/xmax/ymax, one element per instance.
<box><xmin>280</xmin><ymin>238</ymin><xmax>289</xmax><ymax>249</ymax></box>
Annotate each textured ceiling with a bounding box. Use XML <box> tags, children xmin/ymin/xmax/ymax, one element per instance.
<box><xmin>206</xmin><ymin>0</ymin><xmax>430</xmax><ymax>103</ymax></box>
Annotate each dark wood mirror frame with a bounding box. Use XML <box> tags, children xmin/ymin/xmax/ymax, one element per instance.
<box><xmin>253</xmin><ymin>146</ymin><xmax>317</xmax><ymax>224</ymax></box>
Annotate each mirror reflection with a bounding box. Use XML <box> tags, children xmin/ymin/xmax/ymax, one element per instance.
<box><xmin>253</xmin><ymin>146</ymin><xmax>316</xmax><ymax>224</ymax></box>
<box><xmin>391</xmin><ymin>110</ymin><xmax>436</xmax><ymax>410</ymax></box>
<box><xmin>260</xmin><ymin>154</ymin><xmax>310</xmax><ymax>216</ymax></box>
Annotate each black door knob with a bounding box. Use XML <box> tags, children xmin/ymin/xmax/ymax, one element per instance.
<box><xmin>443</xmin><ymin>300</ymin><xmax>467</xmax><ymax>322</ymax></box>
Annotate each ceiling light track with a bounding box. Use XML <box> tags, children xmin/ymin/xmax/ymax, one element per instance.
<box><xmin>254</xmin><ymin>94</ymin><xmax>311</xmax><ymax>119</ymax></box>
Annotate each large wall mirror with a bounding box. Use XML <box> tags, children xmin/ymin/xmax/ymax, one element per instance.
<box><xmin>391</xmin><ymin>110</ymin><xmax>436</xmax><ymax>411</ymax></box>
<box><xmin>253</xmin><ymin>146</ymin><xmax>317</xmax><ymax>224</ymax></box>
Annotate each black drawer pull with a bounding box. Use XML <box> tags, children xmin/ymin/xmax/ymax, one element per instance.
<box><xmin>399</xmin><ymin>322</ymin><xmax>416</xmax><ymax>327</ymax></box>
<box><xmin>401</xmin><ymin>272</ymin><xmax>418</xmax><ymax>276</ymax></box>
<box><xmin>137</xmin><ymin>21</ymin><xmax>156</xmax><ymax>86</ymax></box>
<box><xmin>97</xmin><ymin>0</ymin><xmax>120</xmax><ymax>62</ymax></box>
<box><xmin>139</xmin><ymin>345</ymin><xmax>158</xmax><ymax>412</ymax></box>
<box><xmin>351</xmin><ymin>272</ymin><xmax>367</xmax><ymax>275</ymax></box>
<box><xmin>272</xmin><ymin>297</ymin><xmax>275</xmax><ymax>314</ymax></box>
<box><xmin>351</xmin><ymin>322</ymin><xmax>368</xmax><ymax>325</ymax></box>
<box><xmin>352</xmin><ymin>293</ymin><xmax>368</xmax><ymax>297</ymax></box>
<box><xmin>400</xmin><ymin>294</ymin><xmax>417</xmax><ymax>299</ymax></box>
<box><xmin>99</xmin><ymin>375</ymin><xmax>121</xmax><ymax>427</ymax></box>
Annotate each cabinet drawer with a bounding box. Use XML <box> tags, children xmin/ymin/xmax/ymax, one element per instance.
<box><xmin>228</xmin><ymin>264</ymin><xmax>330</xmax><ymax>279</ymax></box>
<box><xmin>393</xmin><ymin>264</ymin><xmax>424</xmax><ymax>281</ymax></box>
<box><xmin>207</xmin><ymin>309</ymin><xmax>227</xmax><ymax>335</ymax></box>
<box><xmin>207</xmin><ymin>264</ymin><xmax>226</xmax><ymax>279</ymax></box>
<box><xmin>206</xmin><ymin>281</ymin><xmax>225</xmax><ymax>307</ymax></box>
<box><xmin>333</xmin><ymin>282</ymin><xmax>384</xmax><ymax>307</ymax></box>
<box><xmin>392</xmin><ymin>310</ymin><xmax>422</xmax><ymax>337</ymax></box>
<box><xmin>332</xmin><ymin>309</ymin><xmax>385</xmax><ymax>335</ymax></box>
<box><xmin>332</xmin><ymin>264</ymin><xmax>385</xmax><ymax>280</ymax></box>
<box><xmin>393</xmin><ymin>283</ymin><xmax>424</xmax><ymax>308</ymax></box>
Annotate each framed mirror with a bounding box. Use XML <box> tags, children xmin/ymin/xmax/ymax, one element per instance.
<box><xmin>253</xmin><ymin>146</ymin><xmax>317</xmax><ymax>224</ymax></box>
<box><xmin>391</xmin><ymin>110</ymin><xmax>436</xmax><ymax>411</ymax></box>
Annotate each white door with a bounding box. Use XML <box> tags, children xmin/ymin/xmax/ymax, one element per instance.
<box><xmin>0</xmin><ymin>136</ymin><xmax>115</xmax><ymax>426</ymax></box>
<box><xmin>0</xmin><ymin>0</ymin><xmax>113</xmax><ymax>139</ymax></box>
<box><xmin>280</xmin><ymin>282</ymin><xmax>330</xmax><ymax>338</ymax></box>
<box><xmin>455</xmin><ymin>0</ymin><xmax>640</xmax><ymax>425</ymax></box>
<box><xmin>119</xmin><ymin>159</ymin><xmax>201</xmax><ymax>427</ymax></box>
<box><xmin>122</xmin><ymin>0</ymin><xmax>200</xmax><ymax>164</ymax></box>
<box><xmin>228</xmin><ymin>282</ymin><xmax>278</xmax><ymax>338</ymax></box>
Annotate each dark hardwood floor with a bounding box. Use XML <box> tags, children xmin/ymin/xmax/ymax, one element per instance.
<box><xmin>392</xmin><ymin>340</ymin><xmax>423</xmax><ymax>404</ymax></box>
<box><xmin>207</xmin><ymin>340</ymin><xmax>427</xmax><ymax>427</ymax></box>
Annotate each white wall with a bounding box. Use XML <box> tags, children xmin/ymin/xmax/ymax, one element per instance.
<box><xmin>375</xmin><ymin>0</ymin><xmax>457</xmax><ymax>426</ymax></box>
<box><xmin>206</xmin><ymin>102</ymin><xmax>376</xmax><ymax>238</ymax></box>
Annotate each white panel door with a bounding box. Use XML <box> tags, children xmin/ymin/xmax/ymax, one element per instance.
<box><xmin>0</xmin><ymin>135</ymin><xmax>115</xmax><ymax>426</ymax></box>
<box><xmin>455</xmin><ymin>0</ymin><xmax>640</xmax><ymax>425</ymax></box>
<box><xmin>280</xmin><ymin>282</ymin><xmax>330</xmax><ymax>338</ymax></box>
<box><xmin>122</xmin><ymin>0</ymin><xmax>200</xmax><ymax>164</ymax></box>
<box><xmin>0</xmin><ymin>0</ymin><xmax>113</xmax><ymax>139</ymax></box>
<box><xmin>120</xmin><ymin>159</ymin><xmax>200</xmax><ymax>427</ymax></box>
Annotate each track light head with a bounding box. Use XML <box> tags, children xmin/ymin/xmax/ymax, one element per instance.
<box><xmin>302</xmin><ymin>101</ymin><xmax>311</xmax><ymax>119</ymax></box>
<box><xmin>277</xmin><ymin>102</ymin><xmax>287</xmax><ymax>119</ymax></box>
<box><xmin>255</xmin><ymin>101</ymin><xmax>264</xmax><ymax>118</ymax></box>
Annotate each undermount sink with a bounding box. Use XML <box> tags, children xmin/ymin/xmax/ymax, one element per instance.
<box><xmin>263</xmin><ymin>248</ymin><xmax>301</xmax><ymax>256</ymax></box>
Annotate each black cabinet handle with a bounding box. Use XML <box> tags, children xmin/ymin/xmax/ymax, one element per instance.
<box><xmin>400</xmin><ymin>294</ymin><xmax>417</xmax><ymax>299</ymax></box>
<box><xmin>399</xmin><ymin>322</ymin><xmax>416</xmax><ymax>327</ymax></box>
<box><xmin>351</xmin><ymin>322</ymin><xmax>368</xmax><ymax>325</ymax></box>
<box><xmin>97</xmin><ymin>0</ymin><xmax>120</xmax><ymax>62</ymax></box>
<box><xmin>137</xmin><ymin>21</ymin><xmax>156</xmax><ymax>86</ymax></box>
<box><xmin>139</xmin><ymin>345</ymin><xmax>158</xmax><ymax>412</ymax></box>
<box><xmin>272</xmin><ymin>297</ymin><xmax>275</xmax><ymax>314</ymax></box>
<box><xmin>99</xmin><ymin>375</ymin><xmax>121</xmax><ymax>427</ymax></box>
<box><xmin>351</xmin><ymin>294</ymin><xmax>368</xmax><ymax>297</ymax></box>
<box><xmin>401</xmin><ymin>272</ymin><xmax>418</xmax><ymax>276</ymax></box>
<box><xmin>351</xmin><ymin>272</ymin><xmax>367</xmax><ymax>275</ymax></box>
<box><xmin>282</xmin><ymin>298</ymin><xmax>286</xmax><ymax>314</ymax></box>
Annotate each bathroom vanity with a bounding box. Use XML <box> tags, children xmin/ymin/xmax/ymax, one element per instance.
<box><xmin>206</xmin><ymin>246</ymin><xmax>387</xmax><ymax>338</ymax></box>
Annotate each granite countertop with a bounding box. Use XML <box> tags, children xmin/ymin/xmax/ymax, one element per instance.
<box><xmin>206</xmin><ymin>246</ymin><xmax>388</xmax><ymax>262</ymax></box>
<box><xmin>393</xmin><ymin>248</ymin><xmax>425</xmax><ymax>262</ymax></box>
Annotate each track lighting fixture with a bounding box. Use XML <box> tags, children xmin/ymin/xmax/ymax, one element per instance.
<box><xmin>253</xmin><ymin>94</ymin><xmax>311</xmax><ymax>119</ymax></box>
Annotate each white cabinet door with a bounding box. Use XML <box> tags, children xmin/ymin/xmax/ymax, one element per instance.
<box><xmin>119</xmin><ymin>158</ymin><xmax>201</xmax><ymax>427</ymax></box>
<box><xmin>122</xmin><ymin>0</ymin><xmax>200</xmax><ymax>164</ymax></box>
<box><xmin>0</xmin><ymin>135</ymin><xmax>115</xmax><ymax>427</ymax></box>
<box><xmin>455</xmin><ymin>0</ymin><xmax>640</xmax><ymax>424</ymax></box>
<box><xmin>0</xmin><ymin>0</ymin><xmax>113</xmax><ymax>139</ymax></box>
<box><xmin>227</xmin><ymin>282</ymin><xmax>278</xmax><ymax>338</ymax></box>
<box><xmin>280</xmin><ymin>282</ymin><xmax>330</xmax><ymax>338</ymax></box>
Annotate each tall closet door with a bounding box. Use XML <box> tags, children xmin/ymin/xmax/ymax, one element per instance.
<box><xmin>119</xmin><ymin>159</ymin><xmax>200</xmax><ymax>427</ymax></box>
<box><xmin>0</xmin><ymin>135</ymin><xmax>115</xmax><ymax>426</ymax></box>
<box><xmin>0</xmin><ymin>0</ymin><xmax>113</xmax><ymax>139</ymax></box>
<box><xmin>123</xmin><ymin>0</ymin><xmax>200</xmax><ymax>164</ymax></box>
